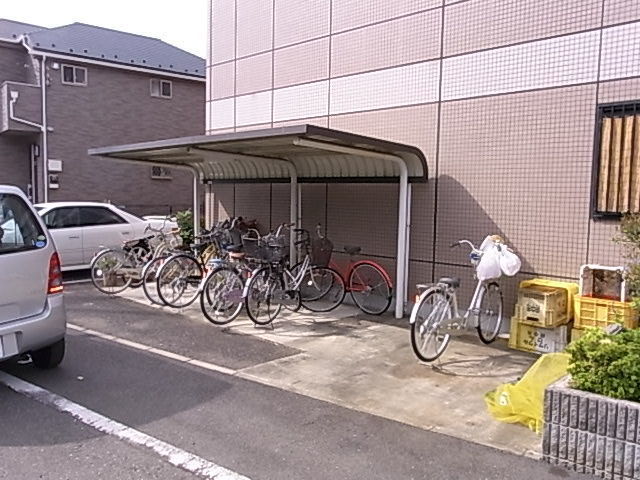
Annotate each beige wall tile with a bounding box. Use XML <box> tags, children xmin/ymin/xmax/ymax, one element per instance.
<box><xmin>274</xmin><ymin>0</ymin><xmax>330</xmax><ymax>48</ymax></box>
<box><xmin>236</xmin><ymin>52</ymin><xmax>273</xmax><ymax>95</ymax></box>
<box><xmin>235</xmin><ymin>123</ymin><xmax>272</xmax><ymax>132</ymax></box>
<box><xmin>270</xmin><ymin>183</ymin><xmax>292</xmax><ymax>227</ymax></box>
<box><xmin>211</xmin><ymin>62</ymin><xmax>235</xmax><ymax>100</ymax></box>
<box><xmin>235</xmin><ymin>183</ymin><xmax>271</xmax><ymax>232</ymax></box>
<box><xmin>598</xmin><ymin>77</ymin><xmax>640</xmax><ymax>103</ymax></box>
<box><xmin>444</xmin><ymin>0</ymin><xmax>602</xmax><ymax>57</ymax></box>
<box><xmin>332</xmin><ymin>0</ymin><xmax>440</xmax><ymax>33</ymax></box>
<box><xmin>211</xmin><ymin>0</ymin><xmax>236</xmax><ymax>63</ymax></box>
<box><xmin>301</xmin><ymin>184</ymin><xmax>327</xmax><ymax>232</ymax></box>
<box><xmin>331</xmin><ymin>10</ymin><xmax>441</xmax><ymax>77</ymax></box>
<box><xmin>588</xmin><ymin>220</ymin><xmax>625</xmax><ymax>266</ymax></box>
<box><xmin>437</xmin><ymin>85</ymin><xmax>597</xmax><ymax>278</ymax></box>
<box><xmin>237</xmin><ymin>0</ymin><xmax>273</xmax><ymax>57</ymax></box>
<box><xmin>272</xmin><ymin>116</ymin><xmax>329</xmax><ymax>128</ymax></box>
<box><xmin>274</xmin><ymin>38</ymin><xmax>329</xmax><ymax>88</ymax></box>
<box><xmin>329</xmin><ymin>104</ymin><xmax>438</xmax><ymax>162</ymax></box>
<box><xmin>326</xmin><ymin>184</ymin><xmax>399</xmax><ymax>258</ymax></box>
<box><xmin>210</xmin><ymin>184</ymin><xmax>235</xmax><ymax>222</ymax></box>
<box><xmin>604</xmin><ymin>0</ymin><xmax>640</xmax><ymax>25</ymax></box>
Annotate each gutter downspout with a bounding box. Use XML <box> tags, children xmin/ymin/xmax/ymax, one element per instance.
<box><xmin>40</xmin><ymin>54</ymin><xmax>48</xmax><ymax>203</ymax></box>
<box><xmin>18</xmin><ymin>35</ymin><xmax>48</xmax><ymax>203</ymax></box>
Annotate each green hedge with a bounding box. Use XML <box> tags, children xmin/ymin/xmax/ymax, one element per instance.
<box><xmin>566</xmin><ymin>328</ymin><xmax>640</xmax><ymax>402</ymax></box>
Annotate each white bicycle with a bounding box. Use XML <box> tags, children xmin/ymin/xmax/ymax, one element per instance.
<box><xmin>409</xmin><ymin>236</ymin><xmax>509</xmax><ymax>362</ymax></box>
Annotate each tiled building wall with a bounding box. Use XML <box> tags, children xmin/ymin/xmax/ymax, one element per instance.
<box><xmin>206</xmin><ymin>0</ymin><xmax>640</xmax><ymax>311</ymax></box>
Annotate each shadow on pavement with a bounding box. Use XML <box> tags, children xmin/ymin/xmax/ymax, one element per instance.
<box><xmin>0</xmin><ymin>331</ymin><xmax>233</xmax><ymax>448</ymax></box>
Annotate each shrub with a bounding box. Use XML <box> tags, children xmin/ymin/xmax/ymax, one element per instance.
<box><xmin>175</xmin><ymin>209</ymin><xmax>194</xmax><ymax>247</ymax></box>
<box><xmin>566</xmin><ymin>327</ymin><xmax>640</xmax><ymax>402</ymax></box>
<box><xmin>616</xmin><ymin>214</ymin><xmax>640</xmax><ymax>303</ymax></box>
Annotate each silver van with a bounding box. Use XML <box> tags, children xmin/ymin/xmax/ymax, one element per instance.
<box><xmin>0</xmin><ymin>185</ymin><xmax>66</xmax><ymax>368</ymax></box>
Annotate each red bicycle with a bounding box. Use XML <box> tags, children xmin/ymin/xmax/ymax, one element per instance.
<box><xmin>313</xmin><ymin>225</ymin><xmax>393</xmax><ymax>315</ymax></box>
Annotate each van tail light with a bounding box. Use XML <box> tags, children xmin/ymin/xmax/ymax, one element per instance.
<box><xmin>48</xmin><ymin>252</ymin><xmax>64</xmax><ymax>294</ymax></box>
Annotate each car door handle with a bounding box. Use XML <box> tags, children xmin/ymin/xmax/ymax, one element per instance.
<box><xmin>68</xmin><ymin>235</ymin><xmax>80</xmax><ymax>239</ymax></box>
<box><xmin>122</xmin><ymin>231</ymin><xmax>131</xmax><ymax>235</ymax></box>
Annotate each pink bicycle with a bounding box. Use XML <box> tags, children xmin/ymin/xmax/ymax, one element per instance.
<box><xmin>314</xmin><ymin>225</ymin><xmax>393</xmax><ymax>315</ymax></box>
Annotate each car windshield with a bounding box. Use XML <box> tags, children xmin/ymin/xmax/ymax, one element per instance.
<box><xmin>34</xmin><ymin>206</ymin><xmax>44</xmax><ymax>211</ymax></box>
<box><xmin>0</xmin><ymin>194</ymin><xmax>47</xmax><ymax>255</ymax></box>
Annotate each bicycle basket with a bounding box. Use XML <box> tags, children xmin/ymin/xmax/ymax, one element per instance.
<box><xmin>241</xmin><ymin>232</ymin><xmax>262</xmax><ymax>258</ymax></box>
<box><xmin>264</xmin><ymin>233</ymin><xmax>289</xmax><ymax>262</ymax></box>
<box><xmin>311</xmin><ymin>236</ymin><xmax>333</xmax><ymax>267</ymax></box>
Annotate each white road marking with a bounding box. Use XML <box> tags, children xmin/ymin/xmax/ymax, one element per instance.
<box><xmin>68</xmin><ymin>323</ymin><xmax>239</xmax><ymax>375</ymax></box>
<box><xmin>0</xmin><ymin>372</ymin><xmax>251</xmax><ymax>480</ymax></box>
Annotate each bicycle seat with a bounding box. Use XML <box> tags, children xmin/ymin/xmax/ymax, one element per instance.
<box><xmin>438</xmin><ymin>277</ymin><xmax>460</xmax><ymax>288</ymax></box>
<box><xmin>225</xmin><ymin>244</ymin><xmax>243</xmax><ymax>254</ymax></box>
<box><xmin>344</xmin><ymin>245</ymin><xmax>361</xmax><ymax>256</ymax></box>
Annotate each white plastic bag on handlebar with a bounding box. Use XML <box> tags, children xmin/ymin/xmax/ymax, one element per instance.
<box><xmin>498</xmin><ymin>245</ymin><xmax>521</xmax><ymax>276</ymax></box>
<box><xmin>476</xmin><ymin>242</ymin><xmax>502</xmax><ymax>281</ymax></box>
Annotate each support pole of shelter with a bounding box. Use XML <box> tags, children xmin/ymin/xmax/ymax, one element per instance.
<box><xmin>292</xmin><ymin>139</ymin><xmax>410</xmax><ymax>319</ymax></box>
<box><xmin>289</xmin><ymin>170</ymin><xmax>298</xmax><ymax>263</ymax></box>
<box><xmin>192</xmin><ymin>172</ymin><xmax>200</xmax><ymax>236</ymax></box>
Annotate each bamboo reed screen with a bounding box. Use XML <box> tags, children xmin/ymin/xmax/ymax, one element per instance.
<box><xmin>597</xmin><ymin>108</ymin><xmax>640</xmax><ymax>214</ymax></box>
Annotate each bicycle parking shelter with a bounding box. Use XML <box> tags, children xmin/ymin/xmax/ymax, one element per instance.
<box><xmin>89</xmin><ymin>125</ymin><xmax>428</xmax><ymax>319</ymax></box>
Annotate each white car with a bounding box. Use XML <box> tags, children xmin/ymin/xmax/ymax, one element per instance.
<box><xmin>34</xmin><ymin>202</ymin><xmax>178</xmax><ymax>271</ymax></box>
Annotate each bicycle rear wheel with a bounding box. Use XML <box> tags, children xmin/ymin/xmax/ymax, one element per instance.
<box><xmin>200</xmin><ymin>266</ymin><xmax>245</xmax><ymax>325</ymax></box>
<box><xmin>141</xmin><ymin>256</ymin><xmax>167</xmax><ymax>305</ymax></box>
<box><xmin>476</xmin><ymin>282</ymin><xmax>503</xmax><ymax>344</ymax></box>
<box><xmin>156</xmin><ymin>253</ymin><xmax>203</xmax><ymax>308</ymax></box>
<box><xmin>348</xmin><ymin>262</ymin><xmax>392</xmax><ymax>315</ymax></box>
<box><xmin>410</xmin><ymin>288</ymin><xmax>452</xmax><ymax>362</ymax></box>
<box><xmin>244</xmin><ymin>267</ymin><xmax>283</xmax><ymax>325</ymax></box>
<box><xmin>90</xmin><ymin>249</ymin><xmax>132</xmax><ymax>295</ymax></box>
<box><xmin>300</xmin><ymin>266</ymin><xmax>346</xmax><ymax>312</ymax></box>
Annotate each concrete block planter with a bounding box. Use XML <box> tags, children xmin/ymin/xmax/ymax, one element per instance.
<box><xmin>543</xmin><ymin>376</ymin><xmax>640</xmax><ymax>479</ymax></box>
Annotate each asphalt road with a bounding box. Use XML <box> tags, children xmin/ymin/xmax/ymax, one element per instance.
<box><xmin>0</xmin><ymin>284</ymin><xmax>596</xmax><ymax>480</ymax></box>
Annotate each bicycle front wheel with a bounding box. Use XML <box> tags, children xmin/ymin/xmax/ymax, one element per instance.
<box><xmin>90</xmin><ymin>249</ymin><xmax>132</xmax><ymax>295</ymax></box>
<box><xmin>410</xmin><ymin>289</ymin><xmax>452</xmax><ymax>362</ymax></box>
<box><xmin>348</xmin><ymin>262</ymin><xmax>392</xmax><ymax>315</ymax></box>
<box><xmin>156</xmin><ymin>254</ymin><xmax>203</xmax><ymax>308</ymax></box>
<box><xmin>476</xmin><ymin>282</ymin><xmax>503</xmax><ymax>344</ymax></box>
<box><xmin>200</xmin><ymin>266</ymin><xmax>245</xmax><ymax>325</ymax></box>
<box><xmin>141</xmin><ymin>256</ymin><xmax>167</xmax><ymax>305</ymax></box>
<box><xmin>244</xmin><ymin>267</ymin><xmax>283</xmax><ymax>325</ymax></box>
<box><xmin>300</xmin><ymin>267</ymin><xmax>346</xmax><ymax>312</ymax></box>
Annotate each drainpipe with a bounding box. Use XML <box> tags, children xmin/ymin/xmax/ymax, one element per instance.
<box><xmin>40</xmin><ymin>54</ymin><xmax>48</xmax><ymax>203</ymax></box>
<box><xmin>19</xmin><ymin>35</ymin><xmax>49</xmax><ymax>203</ymax></box>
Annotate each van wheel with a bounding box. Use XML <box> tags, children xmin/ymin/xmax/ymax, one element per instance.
<box><xmin>31</xmin><ymin>339</ymin><xmax>65</xmax><ymax>369</ymax></box>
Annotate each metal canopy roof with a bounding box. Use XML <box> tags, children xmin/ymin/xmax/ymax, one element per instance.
<box><xmin>88</xmin><ymin>125</ymin><xmax>428</xmax><ymax>183</ymax></box>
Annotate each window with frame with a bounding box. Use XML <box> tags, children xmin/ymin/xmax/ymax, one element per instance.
<box><xmin>61</xmin><ymin>65</ymin><xmax>87</xmax><ymax>86</ymax></box>
<box><xmin>594</xmin><ymin>102</ymin><xmax>640</xmax><ymax>217</ymax></box>
<box><xmin>151</xmin><ymin>166</ymin><xmax>172</xmax><ymax>180</ymax></box>
<box><xmin>78</xmin><ymin>207</ymin><xmax>126</xmax><ymax>227</ymax></box>
<box><xmin>43</xmin><ymin>207</ymin><xmax>80</xmax><ymax>229</ymax></box>
<box><xmin>150</xmin><ymin>78</ymin><xmax>172</xmax><ymax>98</ymax></box>
<box><xmin>0</xmin><ymin>193</ymin><xmax>46</xmax><ymax>254</ymax></box>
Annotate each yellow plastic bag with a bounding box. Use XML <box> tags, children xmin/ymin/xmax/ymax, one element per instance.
<box><xmin>485</xmin><ymin>352</ymin><xmax>570</xmax><ymax>434</ymax></box>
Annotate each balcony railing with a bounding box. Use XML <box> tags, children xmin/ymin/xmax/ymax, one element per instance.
<box><xmin>0</xmin><ymin>81</ymin><xmax>42</xmax><ymax>135</ymax></box>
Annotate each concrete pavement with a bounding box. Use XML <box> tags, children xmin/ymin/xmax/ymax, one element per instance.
<box><xmin>1</xmin><ymin>320</ymin><xmax>593</xmax><ymax>480</ymax></box>
<box><xmin>117</xmin><ymin>284</ymin><xmax>540</xmax><ymax>456</ymax></box>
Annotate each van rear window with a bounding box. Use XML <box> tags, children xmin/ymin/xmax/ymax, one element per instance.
<box><xmin>0</xmin><ymin>194</ymin><xmax>47</xmax><ymax>255</ymax></box>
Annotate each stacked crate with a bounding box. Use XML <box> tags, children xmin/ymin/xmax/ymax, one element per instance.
<box><xmin>509</xmin><ymin>279</ymin><xmax>579</xmax><ymax>354</ymax></box>
<box><xmin>571</xmin><ymin>265</ymin><xmax>638</xmax><ymax>341</ymax></box>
